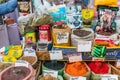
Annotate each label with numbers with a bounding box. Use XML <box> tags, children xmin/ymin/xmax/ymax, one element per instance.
<box><xmin>70</xmin><ymin>76</ymin><xmax>86</xmax><ymax>80</ymax></box>
<box><xmin>69</xmin><ymin>55</ymin><xmax>82</xmax><ymax>63</ymax></box>
<box><xmin>24</xmin><ymin>48</ymin><xmax>36</xmax><ymax>56</ymax></box>
<box><xmin>116</xmin><ymin>60</ymin><xmax>120</xmax><ymax>68</ymax></box>
<box><xmin>101</xmin><ymin>75</ymin><xmax>118</xmax><ymax>80</ymax></box>
<box><xmin>15</xmin><ymin>60</ymin><xmax>29</xmax><ymax>67</ymax></box>
<box><xmin>56</xmin><ymin>32</ymin><xmax>69</xmax><ymax>44</ymax></box>
<box><xmin>49</xmin><ymin>50</ymin><xmax>63</xmax><ymax>60</ymax></box>
<box><xmin>77</xmin><ymin>41</ymin><xmax>92</xmax><ymax>52</ymax></box>
<box><xmin>92</xmin><ymin>57</ymin><xmax>105</xmax><ymax>61</ymax></box>
<box><xmin>43</xmin><ymin>70</ymin><xmax>58</xmax><ymax>78</ymax></box>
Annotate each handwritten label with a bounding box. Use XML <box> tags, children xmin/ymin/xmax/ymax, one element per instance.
<box><xmin>69</xmin><ymin>55</ymin><xmax>82</xmax><ymax>63</ymax></box>
<box><xmin>70</xmin><ymin>77</ymin><xmax>86</xmax><ymax>80</ymax></box>
<box><xmin>57</xmin><ymin>32</ymin><xmax>69</xmax><ymax>44</ymax></box>
<box><xmin>15</xmin><ymin>60</ymin><xmax>29</xmax><ymax>67</ymax></box>
<box><xmin>24</xmin><ymin>48</ymin><xmax>36</xmax><ymax>56</ymax></box>
<box><xmin>116</xmin><ymin>60</ymin><xmax>120</xmax><ymax>68</ymax></box>
<box><xmin>0</xmin><ymin>55</ymin><xmax>3</xmax><ymax>62</ymax></box>
<box><xmin>101</xmin><ymin>75</ymin><xmax>118</xmax><ymax>80</ymax></box>
<box><xmin>92</xmin><ymin>57</ymin><xmax>105</xmax><ymax>61</ymax></box>
<box><xmin>77</xmin><ymin>41</ymin><xmax>92</xmax><ymax>52</ymax></box>
<box><xmin>49</xmin><ymin>50</ymin><xmax>63</xmax><ymax>60</ymax></box>
<box><xmin>43</xmin><ymin>70</ymin><xmax>58</xmax><ymax>78</ymax></box>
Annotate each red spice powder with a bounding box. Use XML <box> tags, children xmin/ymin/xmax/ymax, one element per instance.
<box><xmin>88</xmin><ymin>61</ymin><xmax>109</xmax><ymax>74</ymax></box>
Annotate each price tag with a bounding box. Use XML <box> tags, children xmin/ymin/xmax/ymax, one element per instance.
<box><xmin>69</xmin><ymin>55</ymin><xmax>82</xmax><ymax>63</ymax></box>
<box><xmin>116</xmin><ymin>60</ymin><xmax>120</xmax><ymax>68</ymax></box>
<box><xmin>56</xmin><ymin>32</ymin><xmax>69</xmax><ymax>44</ymax></box>
<box><xmin>15</xmin><ymin>60</ymin><xmax>29</xmax><ymax>67</ymax></box>
<box><xmin>101</xmin><ymin>75</ymin><xmax>118</xmax><ymax>80</ymax></box>
<box><xmin>49</xmin><ymin>50</ymin><xmax>63</xmax><ymax>60</ymax></box>
<box><xmin>0</xmin><ymin>55</ymin><xmax>3</xmax><ymax>62</ymax></box>
<box><xmin>24</xmin><ymin>48</ymin><xmax>36</xmax><ymax>56</ymax></box>
<box><xmin>77</xmin><ymin>41</ymin><xmax>92</xmax><ymax>52</ymax></box>
<box><xmin>43</xmin><ymin>70</ymin><xmax>58</xmax><ymax>78</ymax></box>
<box><xmin>70</xmin><ymin>77</ymin><xmax>86</xmax><ymax>80</ymax></box>
<box><xmin>92</xmin><ymin>57</ymin><xmax>105</xmax><ymax>61</ymax></box>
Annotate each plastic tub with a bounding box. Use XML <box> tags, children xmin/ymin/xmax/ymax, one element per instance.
<box><xmin>0</xmin><ymin>64</ymin><xmax>35</xmax><ymax>80</ymax></box>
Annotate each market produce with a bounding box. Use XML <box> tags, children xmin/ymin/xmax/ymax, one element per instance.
<box><xmin>1</xmin><ymin>66</ymin><xmax>30</xmax><ymax>80</ymax></box>
<box><xmin>43</xmin><ymin>61</ymin><xmax>65</xmax><ymax>75</ymax></box>
<box><xmin>0</xmin><ymin>63</ymin><xmax>12</xmax><ymax>72</ymax></box>
<box><xmin>21</xmin><ymin>56</ymin><xmax>37</xmax><ymax>65</ymax></box>
<box><xmin>36</xmin><ymin>51</ymin><xmax>50</xmax><ymax>60</ymax></box>
<box><xmin>39</xmin><ymin>74</ymin><xmax>58</xmax><ymax>80</ymax></box>
<box><xmin>65</xmin><ymin>62</ymin><xmax>88</xmax><ymax>76</ymax></box>
<box><xmin>88</xmin><ymin>61</ymin><xmax>109</xmax><ymax>74</ymax></box>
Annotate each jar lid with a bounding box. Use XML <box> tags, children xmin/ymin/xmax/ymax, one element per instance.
<box><xmin>39</xmin><ymin>25</ymin><xmax>50</xmax><ymax>30</ymax></box>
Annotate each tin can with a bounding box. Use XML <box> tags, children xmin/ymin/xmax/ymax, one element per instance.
<box><xmin>39</xmin><ymin>25</ymin><xmax>51</xmax><ymax>42</ymax></box>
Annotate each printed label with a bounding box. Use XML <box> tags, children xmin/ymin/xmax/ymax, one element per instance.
<box><xmin>69</xmin><ymin>55</ymin><xmax>82</xmax><ymax>63</ymax></box>
<box><xmin>56</xmin><ymin>32</ymin><xmax>69</xmax><ymax>44</ymax></box>
<box><xmin>15</xmin><ymin>60</ymin><xmax>29</xmax><ymax>67</ymax></box>
<box><xmin>24</xmin><ymin>48</ymin><xmax>36</xmax><ymax>56</ymax></box>
<box><xmin>70</xmin><ymin>76</ymin><xmax>86</xmax><ymax>80</ymax></box>
<box><xmin>39</xmin><ymin>31</ymin><xmax>48</xmax><ymax>41</ymax></box>
<box><xmin>101</xmin><ymin>75</ymin><xmax>118</xmax><ymax>80</ymax></box>
<box><xmin>77</xmin><ymin>41</ymin><xmax>92</xmax><ymax>52</ymax></box>
<box><xmin>49</xmin><ymin>50</ymin><xmax>63</xmax><ymax>60</ymax></box>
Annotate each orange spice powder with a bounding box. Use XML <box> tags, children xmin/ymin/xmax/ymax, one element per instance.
<box><xmin>65</xmin><ymin>62</ymin><xmax>88</xmax><ymax>76</ymax></box>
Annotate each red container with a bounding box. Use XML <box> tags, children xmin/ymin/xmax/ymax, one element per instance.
<box><xmin>39</xmin><ymin>25</ymin><xmax>51</xmax><ymax>41</ymax></box>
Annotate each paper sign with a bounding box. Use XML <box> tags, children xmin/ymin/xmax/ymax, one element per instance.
<box><xmin>77</xmin><ymin>41</ymin><xmax>92</xmax><ymax>52</ymax></box>
<box><xmin>0</xmin><ymin>55</ymin><xmax>3</xmax><ymax>62</ymax></box>
<box><xmin>15</xmin><ymin>60</ymin><xmax>29</xmax><ymax>67</ymax></box>
<box><xmin>57</xmin><ymin>32</ymin><xmax>69</xmax><ymax>44</ymax></box>
<box><xmin>24</xmin><ymin>48</ymin><xmax>36</xmax><ymax>56</ymax></box>
<box><xmin>101</xmin><ymin>75</ymin><xmax>118</xmax><ymax>80</ymax></box>
<box><xmin>70</xmin><ymin>76</ymin><xmax>86</xmax><ymax>80</ymax></box>
<box><xmin>92</xmin><ymin>57</ymin><xmax>105</xmax><ymax>61</ymax></box>
<box><xmin>43</xmin><ymin>70</ymin><xmax>58</xmax><ymax>78</ymax></box>
<box><xmin>49</xmin><ymin>50</ymin><xmax>63</xmax><ymax>60</ymax></box>
<box><xmin>69</xmin><ymin>55</ymin><xmax>82</xmax><ymax>63</ymax></box>
<box><xmin>116</xmin><ymin>60</ymin><xmax>120</xmax><ymax>68</ymax></box>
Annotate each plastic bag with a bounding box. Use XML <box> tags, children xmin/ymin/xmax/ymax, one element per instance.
<box><xmin>82</xmin><ymin>9</ymin><xmax>94</xmax><ymax>27</ymax></box>
<box><xmin>48</xmin><ymin>4</ymin><xmax>66</xmax><ymax>22</ymax></box>
<box><xmin>94</xmin><ymin>0</ymin><xmax>118</xmax><ymax>7</ymax></box>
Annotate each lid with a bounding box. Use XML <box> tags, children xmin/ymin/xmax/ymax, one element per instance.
<box><xmin>39</xmin><ymin>25</ymin><xmax>50</xmax><ymax>30</ymax></box>
<box><xmin>54</xmin><ymin>21</ymin><xmax>64</xmax><ymax>25</ymax></box>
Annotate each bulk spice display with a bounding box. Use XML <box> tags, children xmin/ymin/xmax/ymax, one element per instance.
<box><xmin>1</xmin><ymin>0</ymin><xmax>120</xmax><ymax>80</ymax></box>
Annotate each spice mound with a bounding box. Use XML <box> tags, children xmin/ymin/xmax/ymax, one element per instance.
<box><xmin>2</xmin><ymin>66</ymin><xmax>30</xmax><ymax>80</ymax></box>
<box><xmin>43</xmin><ymin>61</ymin><xmax>65</xmax><ymax>70</ymax></box>
<box><xmin>65</xmin><ymin>62</ymin><xmax>88</xmax><ymax>76</ymax></box>
<box><xmin>88</xmin><ymin>61</ymin><xmax>109</xmax><ymax>74</ymax></box>
<box><xmin>21</xmin><ymin>56</ymin><xmax>36</xmax><ymax>65</ymax></box>
<box><xmin>73</xmin><ymin>29</ymin><xmax>91</xmax><ymax>37</ymax></box>
<box><xmin>0</xmin><ymin>63</ymin><xmax>12</xmax><ymax>72</ymax></box>
<box><xmin>39</xmin><ymin>74</ymin><xmax>58</xmax><ymax>80</ymax></box>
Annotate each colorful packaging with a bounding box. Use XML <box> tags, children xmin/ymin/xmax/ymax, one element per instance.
<box><xmin>95</xmin><ymin>6</ymin><xmax>118</xmax><ymax>35</ymax></box>
<box><xmin>52</xmin><ymin>24</ymin><xmax>71</xmax><ymax>46</ymax></box>
<box><xmin>39</xmin><ymin>25</ymin><xmax>51</xmax><ymax>42</ymax></box>
<box><xmin>48</xmin><ymin>4</ymin><xmax>66</xmax><ymax>22</ymax></box>
<box><xmin>94</xmin><ymin>0</ymin><xmax>118</xmax><ymax>7</ymax></box>
<box><xmin>25</xmin><ymin>31</ymin><xmax>36</xmax><ymax>44</ymax></box>
<box><xmin>82</xmin><ymin>9</ymin><xmax>94</xmax><ymax>27</ymax></box>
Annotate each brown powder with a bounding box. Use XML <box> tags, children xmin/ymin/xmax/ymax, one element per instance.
<box><xmin>22</xmin><ymin>56</ymin><xmax>36</xmax><ymax>65</ymax></box>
